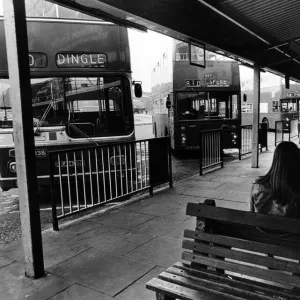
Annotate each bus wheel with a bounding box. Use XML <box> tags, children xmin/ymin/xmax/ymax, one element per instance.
<box><xmin>262</xmin><ymin>118</ymin><xmax>269</xmax><ymax>130</ymax></box>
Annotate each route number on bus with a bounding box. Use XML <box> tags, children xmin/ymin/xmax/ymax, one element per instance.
<box><xmin>29</xmin><ymin>52</ymin><xmax>47</xmax><ymax>68</ymax></box>
<box><xmin>186</xmin><ymin>79</ymin><xmax>201</xmax><ymax>87</ymax></box>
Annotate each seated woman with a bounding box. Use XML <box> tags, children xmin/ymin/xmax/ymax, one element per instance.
<box><xmin>250</xmin><ymin>141</ymin><xmax>300</xmax><ymax>218</ymax></box>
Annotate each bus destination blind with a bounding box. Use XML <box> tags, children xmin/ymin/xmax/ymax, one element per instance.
<box><xmin>55</xmin><ymin>53</ymin><xmax>107</xmax><ymax>68</ymax></box>
<box><xmin>29</xmin><ymin>52</ymin><xmax>47</xmax><ymax>68</ymax></box>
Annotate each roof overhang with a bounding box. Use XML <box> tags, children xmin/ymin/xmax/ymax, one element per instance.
<box><xmin>50</xmin><ymin>0</ymin><xmax>300</xmax><ymax>81</ymax></box>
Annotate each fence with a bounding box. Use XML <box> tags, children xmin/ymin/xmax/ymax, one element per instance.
<box><xmin>289</xmin><ymin>119</ymin><xmax>299</xmax><ymax>141</ymax></box>
<box><xmin>239</xmin><ymin>125</ymin><xmax>252</xmax><ymax>157</ymax></box>
<box><xmin>239</xmin><ymin>123</ymin><xmax>268</xmax><ymax>159</ymax></box>
<box><xmin>49</xmin><ymin>137</ymin><xmax>172</xmax><ymax>230</ymax></box>
<box><xmin>275</xmin><ymin>121</ymin><xmax>284</xmax><ymax>145</ymax></box>
<box><xmin>199</xmin><ymin>129</ymin><xmax>223</xmax><ymax>175</ymax></box>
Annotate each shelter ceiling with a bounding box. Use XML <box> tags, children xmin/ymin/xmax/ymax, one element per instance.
<box><xmin>52</xmin><ymin>0</ymin><xmax>300</xmax><ymax>81</ymax></box>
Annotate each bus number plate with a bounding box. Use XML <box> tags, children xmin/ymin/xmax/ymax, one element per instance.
<box><xmin>55</xmin><ymin>160</ymin><xmax>85</xmax><ymax>168</ymax></box>
<box><xmin>35</xmin><ymin>149</ymin><xmax>47</xmax><ymax>157</ymax></box>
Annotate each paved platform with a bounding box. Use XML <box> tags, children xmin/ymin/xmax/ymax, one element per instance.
<box><xmin>0</xmin><ymin>149</ymin><xmax>275</xmax><ymax>300</ymax></box>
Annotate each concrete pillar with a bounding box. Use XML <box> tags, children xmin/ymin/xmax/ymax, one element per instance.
<box><xmin>3</xmin><ymin>0</ymin><xmax>44</xmax><ymax>278</ymax></box>
<box><xmin>251</xmin><ymin>63</ymin><xmax>260</xmax><ymax>168</ymax></box>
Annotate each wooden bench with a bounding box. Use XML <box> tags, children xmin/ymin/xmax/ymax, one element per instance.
<box><xmin>146</xmin><ymin>200</ymin><xmax>300</xmax><ymax>300</ymax></box>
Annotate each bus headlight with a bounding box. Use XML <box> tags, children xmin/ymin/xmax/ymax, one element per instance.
<box><xmin>285</xmin><ymin>117</ymin><xmax>290</xmax><ymax>121</ymax></box>
<box><xmin>181</xmin><ymin>133</ymin><xmax>186</xmax><ymax>146</ymax></box>
<box><xmin>231</xmin><ymin>132</ymin><xmax>237</xmax><ymax>144</ymax></box>
<box><xmin>9</xmin><ymin>162</ymin><xmax>16</xmax><ymax>173</ymax></box>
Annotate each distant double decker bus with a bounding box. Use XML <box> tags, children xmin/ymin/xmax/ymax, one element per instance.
<box><xmin>242</xmin><ymin>82</ymin><xmax>300</xmax><ymax>131</ymax></box>
<box><xmin>0</xmin><ymin>17</ymin><xmax>142</xmax><ymax>191</ymax></box>
<box><xmin>152</xmin><ymin>40</ymin><xmax>241</xmax><ymax>152</ymax></box>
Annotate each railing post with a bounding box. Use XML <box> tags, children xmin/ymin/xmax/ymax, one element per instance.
<box><xmin>49</xmin><ymin>153</ymin><xmax>59</xmax><ymax>231</ymax></box>
<box><xmin>199</xmin><ymin>132</ymin><xmax>203</xmax><ymax>176</ymax></box>
<box><xmin>148</xmin><ymin>140</ymin><xmax>154</xmax><ymax>196</ymax></box>
<box><xmin>220</xmin><ymin>130</ymin><xmax>224</xmax><ymax>169</ymax></box>
<box><xmin>238</xmin><ymin>126</ymin><xmax>242</xmax><ymax>160</ymax></box>
<box><xmin>274</xmin><ymin>121</ymin><xmax>277</xmax><ymax>146</ymax></box>
<box><xmin>3</xmin><ymin>0</ymin><xmax>44</xmax><ymax>278</ymax></box>
<box><xmin>289</xmin><ymin>120</ymin><xmax>291</xmax><ymax>142</ymax></box>
<box><xmin>168</xmin><ymin>137</ymin><xmax>173</xmax><ymax>188</ymax></box>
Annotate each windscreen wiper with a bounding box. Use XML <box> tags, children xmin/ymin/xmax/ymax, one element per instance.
<box><xmin>65</xmin><ymin>121</ymin><xmax>99</xmax><ymax>146</ymax></box>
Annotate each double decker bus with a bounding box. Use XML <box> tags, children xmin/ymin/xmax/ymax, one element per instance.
<box><xmin>0</xmin><ymin>17</ymin><xmax>142</xmax><ymax>191</ymax></box>
<box><xmin>242</xmin><ymin>80</ymin><xmax>300</xmax><ymax>131</ymax></box>
<box><xmin>152</xmin><ymin>40</ymin><xmax>241</xmax><ymax>152</ymax></box>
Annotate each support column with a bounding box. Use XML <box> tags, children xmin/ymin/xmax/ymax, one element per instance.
<box><xmin>3</xmin><ymin>0</ymin><xmax>44</xmax><ymax>278</ymax></box>
<box><xmin>251</xmin><ymin>63</ymin><xmax>260</xmax><ymax>168</ymax></box>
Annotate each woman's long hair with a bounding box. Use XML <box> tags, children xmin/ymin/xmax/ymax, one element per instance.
<box><xmin>257</xmin><ymin>141</ymin><xmax>300</xmax><ymax>205</ymax></box>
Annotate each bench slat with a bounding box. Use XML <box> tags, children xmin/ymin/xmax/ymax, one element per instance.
<box><xmin>182</xmin><ymin>251</ymin><xmax>300</xmax><ymax>288</ymax></box>
<box><xmin>172</xmin><ymin>262</ymin><xmax>300</xmax><ymax>300</ymax></box>
<box><xmin>186</xmin><ymin>203</ymin><xmax>300</xmax><ymax>234</ymax></box>
<box><xmin>146</xmin><ymin>277</ymin><xmax>241</xmax><ymax>300</ymax></box>
<box><xmin>184</xmin><ymin>230</ymin><xmax>300</xmax><ymax>260</ymax></box>
<box><xmin>183</xmin><ymin>239</ymin><xmax>300</xmax><ymax>274</ymax></box>
<box><xmin>160</xmin><ymin>268</ymin><xmax>275</xmax><ymax>300</ymax></box>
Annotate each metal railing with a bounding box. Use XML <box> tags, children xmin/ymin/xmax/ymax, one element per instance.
<box><xmin>275</xmin><ymin>121</ymin><xmax>284</xmax><ymax>145</ymax></box>
<box><xmin>239</xmin><ymin>125</ymin><xmax>252</xmax><ymax>158</ymax></box>
<box><xmin>289</xmin><ymin>119</ymin><xmax>299</xmax><ymax>141</ymax></box>
<box><xmin>199</xmin><ymin>129</ymin><xmax>223</xmax><ymax>175</ymax></box>
<box><xmin>49</xmin><ymin>137</ymin><xmax>172</xmax><ymax>230</ymax></box>
<box><xmin>239</xmin><ymin>123</ymin><xmax>268</xmax><ymax>159</ymax></box>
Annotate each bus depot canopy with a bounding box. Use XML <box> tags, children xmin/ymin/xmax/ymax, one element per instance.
<box><xmin>52</xmin><ymin>0</ymin><xmax>300</xmax><ymax>82</ymax></box>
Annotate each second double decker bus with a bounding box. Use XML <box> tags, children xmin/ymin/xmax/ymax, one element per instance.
<box><xmin>242</xmin><ymin>82</ymin><xmax>300</xmax><ymax>131</ymax></box>
<box><xmin>152</xmin><ymin>40</ymin><xmax>241</xmax><ymax>152</ymax></box>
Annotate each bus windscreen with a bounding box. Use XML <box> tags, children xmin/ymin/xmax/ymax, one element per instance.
<box><xmin>0</xmin><ymin>76</ymin><xmax>134</xmax><ymax>137</ymax></box>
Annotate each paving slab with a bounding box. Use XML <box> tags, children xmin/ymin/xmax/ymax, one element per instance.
<box><xmin>84</xmin><ymin>211</ymin><xmax>155</xmax><ymax>230</ymax></box>
<box><xmin>167</xmin><ymin>187</ymin><xmax>233</xmax><ymax>199</ymax></box>
<box><xmin>73</xmin><ymin>227</ymin><xmax>155</xmax><ymax>256</ymax></box>
<box><xmin>114</xmin><ymin>197</ymin><xmax>158</xmax><ymax>213</ymax></box>
<box><xmin>136</xmin><ymin>202</ymin><xmax>189</xmax><ymax>221</ymax></box>
<box><xmin>50</xmin><ymin>247</ymin><xmax>155</xmax><ymax>297</ymax></box>
<box><xmin>116</xmin><ymin>266</ymin><xmax>165</xmax><ymax>300</ymax></box>
<box><xmin>129</xmin><ymin>216</ymin><xmax>189</xmax><ymax>238</ymax></box>
<box><xmin>211</xmin><ymin>175</ymin><xmax>254</xmax><ymax>184</ymax></box>
<box><xmin>223</xmin><ymin>191</ymin><xmax>250</xmax><ymax>203</ymax></box>
<box><xmin>0</xmin><ymin>256</ymin><xmax>14</xmax><ymax>268</ymax></box>
<box><xmin>215</xmin><ymin>181</ymin><xmax>253</xmax><ymax>193</ymax></box>
<box><xmin>170</xmin><ymin>179</ymin><xmax>224</xmax><ymax>190</ymax></box>
<box><xmin>43</xmin><ymin>221</ymin><xmax>110</xmax><ymax>242</ymax></box>
<box><xmin>125</xmin><ymin>237</ymin><xmax>182</xmax><ymax>267</ymax></box>
<box><xmin>1</xmin><ymin>236</ymin><xmax>91</xmax><ymax>269</ymax></box>
<box><xmin>0</xmin><ymin>262</ymin><xmax>73</xmax><ymax>300</ymax></box>
<box><xmin>133</xmin><ymin>192</ymin><xmax>206</xmax><ymax>207</ymax></box>
<box><xmin>47</xmin><ymin>283</ymin><xmax>115</xmax><ymax>300</ymax></box>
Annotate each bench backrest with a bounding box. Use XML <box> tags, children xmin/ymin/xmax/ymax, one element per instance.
<box><xmin>183</xmin><ymin>201</ymin><xmax>300</xmax><ymax>294</ymax></box>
